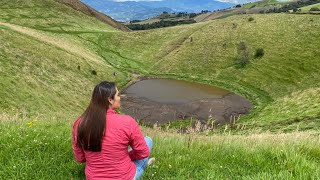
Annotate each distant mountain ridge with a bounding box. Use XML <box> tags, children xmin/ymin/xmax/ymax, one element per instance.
<box><xmin>81</xmin><ymin>0</ymin><xmax>236</xmax><ymax>21</ymax></box>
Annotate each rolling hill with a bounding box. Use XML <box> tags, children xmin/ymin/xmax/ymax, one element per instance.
<box><xmin>59</xmin><ymin>0</ymin><xmax>130</xmax><ymax>31</ymax></box>
<box><xmin>0</xmin><ymin>0</ymin><xmax>320</xmax><ymax>179</ymax></box>
<box><xmin>81</xmin><ymin>0</ymin><xmax>235</xmax><ymax>21</ymax></box>
<box><xmin>1</xmin><ymin>0</ymin><xmax>319</xmax><ymax>131</ymax></box>
<box><xmin>299</xmin><ymin>2</ymin><xmax>320</xmax><ymax>12</ymax></box>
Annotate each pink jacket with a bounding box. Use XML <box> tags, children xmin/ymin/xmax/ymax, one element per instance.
<box><xmin>72</xmin><ymin>108</ymin><xmax>150</xmax><ymax>180</ymax></box>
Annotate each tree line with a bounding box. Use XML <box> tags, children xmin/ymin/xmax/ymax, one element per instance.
<box><xmin>126</xmin><ymin>19</ymin><xmax>196</xmax><ymax>30</ymax></box>
<box><xmin>262</xmin><ymin>0</ymin><xmax>320</xmax><ymax>13</ymax></box>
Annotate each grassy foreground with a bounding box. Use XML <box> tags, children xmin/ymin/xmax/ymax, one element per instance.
<box><xmin>0</xmin><ymin>119</ymin><xmax>319</xmax><ymax>179</ymax></box>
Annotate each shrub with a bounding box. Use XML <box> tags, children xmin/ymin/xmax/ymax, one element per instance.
<box><xmin>235</xmin><ymin>41</ymin><xmax>250</xmax><ymax>67</ymax></box>
<box><xmin>310</xmin><ymin>7</ymin><xmax>320</xmax><ymax>11</ymax></box>
<box><xmin>248</xmin><ymin>17</ymin><xmax>254</xmax><ymax>22</ymax></box>
<box><xmin>254</xmin><ymin>48</ymin><xmax>265</xmax><ymax>58</ymax></box>
<box><xmin>91</xmin><ymin>70</ymin><xmax>97</xmax><ymax>75</ymax></box>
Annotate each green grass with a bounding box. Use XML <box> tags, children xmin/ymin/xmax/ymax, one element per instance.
<box><xmin>0</xmin><ymin>1</ymin><xmax>319</xmax><ymax>135</ymax></box>
<box><xmin>0</xmin><ymin>120</ymin><xmax>319</xmax><ymax>179</ymax></box>
<box><xmin>0</xmin><ymin>0</ymin><xmax>131</xmax><ymax>119</ymax></box>
<box><xmin>0</xmin><ymin>23</ymin><xmax>127</xmax><ymax>120</ymax></box>
<box><xmin>243</xmin><ymin>0</ymin><xmax>289</xmax><ymax>8</ymax></box>
<box><xmin>216</xmin><ymin>13</ymin><xmax>238</xmax><ymax>19</ymax></box>
<box><xmin>0</xmin><ymin>0</ymin><xmax>319</xmax><ymax>131</ymax></box>
<box><xmin>299</xmin><ymin>3</ymin><xmax>320</xmax><ymax>12</ymax></box>
<box><xmin>143</xmin><ymin>129</ymin><xmax>320</xmax><ymax>179</ymax></box>
<box><xmin>0</xmin><ymin>0</ymin><xmax>116</xmax><ymax>32</ymax></box>
<box><xmin>101</xmin><ymin>14</ymin><xmax>320</xmax><ymax>128</ymax></box>
<box><xmin>1</xmin><ymin>0</ymin><xmax>320</xmax><ymax>179</ymax></box>
<box><xmin>0</xmin><ymin>120</ymin><xmax>83</xmax><ymax>179</ymax></box>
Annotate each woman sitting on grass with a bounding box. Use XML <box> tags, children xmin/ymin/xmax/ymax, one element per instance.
<box><xmin>72</xmin><ymin>81</ymin><xmax>155</xmax><ymax>180</ymax></box>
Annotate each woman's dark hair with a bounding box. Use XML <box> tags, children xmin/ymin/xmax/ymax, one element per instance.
<box><xmin>77</xmin><ymin>81</ymin><xmax>116</xmax><ymax>152</ymax></box>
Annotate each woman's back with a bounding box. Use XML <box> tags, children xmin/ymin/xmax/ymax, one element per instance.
<box><xmin>72</xmin><ymin>108</ymin><xmax>150</xmax><ymax>180</ymax></box>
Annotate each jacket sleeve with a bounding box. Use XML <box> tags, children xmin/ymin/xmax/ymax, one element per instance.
<box><xmin>128</xmin><ymin>117</ymin><xmax>150</xmax><ymax>161</ymax></box>
<box><xmin>72</xmin><ymin>120</ymin><xmax>86</xmax><ymax>163</ymax></box>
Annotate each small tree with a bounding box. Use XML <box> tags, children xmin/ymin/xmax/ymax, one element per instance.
<box><xmin>91</xmin><ymin>70</ymin><xmax>97</xmax><ymax>75</ymax></box>
<box><xmin>293</xmin><ymin>8</ymin><xmax>298</xmax><ymax>13</ymax></box>
<box><xmin>235</xmin><ymin>41</ymin><xmax>249</xmax><ymax>67</ymax></box>
<box><xmin>310</xmin><ymin>7</ymin><xmax>320</xmax><ymax>11</ymax></box>
<box><xmin>254</xmin><ymin>48</ymin><xmax>265</xmax><ymax>58</ymax></box>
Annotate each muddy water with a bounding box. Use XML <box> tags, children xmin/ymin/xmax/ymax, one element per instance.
<box><xmin>121</xmin><ymin>79</ymin><xmax>252</xmax><ymax>125</ymax></box>
<box><xmin>123</xmin><ymin>79</ymin><xmax>231</xmax><ymax>104</ymax></box>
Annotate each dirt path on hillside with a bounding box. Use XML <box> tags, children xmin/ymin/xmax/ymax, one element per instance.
<box><xmin>148</xmin><ymin>22</ymin><xmax>211</xmax><ymax>71</ymax></box>
<box><xmin>0</xmin><ymin>22</ymin><xmax>111</xmax><ymax>67</ymax></box>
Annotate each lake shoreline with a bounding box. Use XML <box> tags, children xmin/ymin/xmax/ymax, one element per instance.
<box><xmin>121</xmin><ymin>78</ymin><xmax>252</xmax><ymax>125</ymax></box>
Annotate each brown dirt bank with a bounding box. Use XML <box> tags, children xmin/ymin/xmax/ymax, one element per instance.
<box><xmin>121</xmin><ymin>92</ymin><xmax>252</xmax><ymax>125</ymax></box>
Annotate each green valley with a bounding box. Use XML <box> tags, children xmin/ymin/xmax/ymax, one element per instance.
<box><xmin>0</xmin><ymin>0</ymin><xmax>319</xmax><ymax>179</ymax></box>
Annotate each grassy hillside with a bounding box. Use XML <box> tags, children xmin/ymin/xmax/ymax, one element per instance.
<box><xmin>1</xmin><ymin>0</ymin><xmax>319</xmax><ymax>129</ymax></box>
<box><xmin>299</xmin><ymin>2</ymin><xmax>320</xmax><ymax>12</ymax></box>
<box><xmin>59</xmin><ymin>0</ymin><xmax>130</xmax><ymax>31</ymax></box>
<box><xmin>0</xmin><ymin>0</ymin><xmax>320</xmax><ymax>179</ymax></box>
<box><xmin>243</xmin><ymin>0</ymin><xmax>292</xmax><ymax>8</ymax></box>
<box><xmin>0</xmin><ymin>0</ymin><xmax>128</xmax><ymax>120</ymax></box>
<box><xmin>0</xmin><ymin>0</ymin><xmax>117</xmax><ymax>32</ymax></box>
<box><xmin>92</xmin><ymin>14</ymin><xmax>320</xmax><ymax>130</ymax></box>
<box><xmin>194</xmin><ymin>0</ymin><xmax>296</xmax><ymax>23</ymax></box>
<box><xmin>156</xmin><ymin>14</ymin><xmax>320</xmax><ymax>128</ymax></box>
